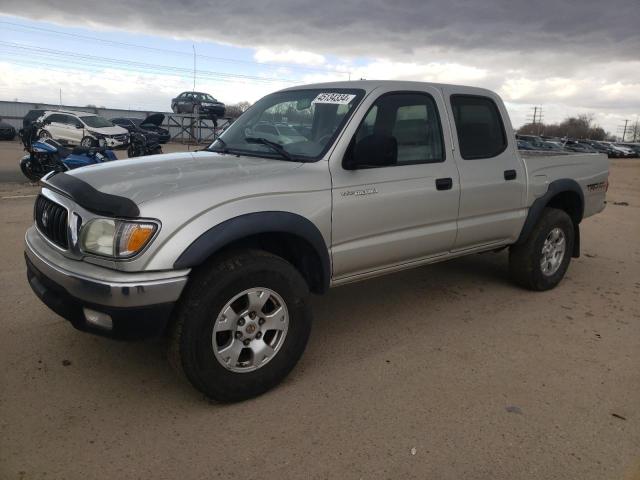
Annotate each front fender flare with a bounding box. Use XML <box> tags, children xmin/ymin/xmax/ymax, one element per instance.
<box><xmin>173</xmin><ymin>211</ymin><xmax>330</xmax><ymax>290</ymax></box>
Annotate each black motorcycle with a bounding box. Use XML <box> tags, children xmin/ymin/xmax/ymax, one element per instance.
<box><xmin>127</xmin><ymin>131</ymin><xmax>163</xmax><ymax>158</ymax></box>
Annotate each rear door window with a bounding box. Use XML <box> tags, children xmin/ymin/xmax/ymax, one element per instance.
<box><xmin>46</xmin><ymin>114</ymin><xmax>66</xmax><ymax>124</ymax></box>
<box><xmin>450</xmin><ymin>95</ymin><xmax>507</xmax><ymax>160</ymax></box>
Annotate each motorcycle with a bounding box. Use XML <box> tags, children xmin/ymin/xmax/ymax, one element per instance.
<box><xmin>127</xmin><ymin>131</ymin><xmax>163</xmax><ymax>158</ymax></box>
<box><xmin>18</xmin><ymin>121</ymin><xmax>118</xmax><ymax>181</ymax></box>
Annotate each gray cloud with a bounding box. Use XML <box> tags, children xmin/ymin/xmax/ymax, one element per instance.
<box><xmin>1</xmin><ymin>0</ymin><xmax>638</xmax><ymax>61</ymax></box>
<box><xmin>1</xmin><ymin>0</ymin><xmax>639</xmax><ymax>131</ymax></box>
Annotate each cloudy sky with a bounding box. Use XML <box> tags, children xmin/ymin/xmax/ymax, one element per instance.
<box><xmin>0</xmin><ymin>0</ymin><xmax>639</xmax><ymax>133</ymax></box>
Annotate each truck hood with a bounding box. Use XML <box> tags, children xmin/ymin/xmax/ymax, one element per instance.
<box><xmin>65</xmin><ymin>151</ymin><xmax>304</xmax><ymax>206</ymax></box>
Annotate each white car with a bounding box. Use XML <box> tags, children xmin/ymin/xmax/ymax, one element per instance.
<box><xmin>37</xmin><ymin>110</ymin><xmax>129</xmax><ymax>148</ymax></box>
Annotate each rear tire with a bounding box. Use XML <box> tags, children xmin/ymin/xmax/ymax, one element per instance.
<box><xmin>169</xmin><ymin>250</ymin><xmax>312</xmax><ymax>402</ymax></box>
<box><xmin>509</xmin><ymin>207</ymin><xmax>574</xmax><ymax>291</ymax></box>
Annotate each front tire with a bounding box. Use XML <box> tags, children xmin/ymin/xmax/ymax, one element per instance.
<box><xmin>80</xmin><ymin>136</ymin><xmax>96</xmax><ymax>148</ymax></box>
<box><xmin>509</xmin><ymin>208</ymin><xmax>574</xmax><ymax>291</ymax></box>
<box><xmin>19</xmin><ymin>156</ymin><xmax>42</xmax><ymax>181</ymax></box>
<box><xmin>169</xmin><ymin>250</ymin><xmax>312</xmax><ymax>402</ymax></box>
<box><xmin>38</xmin><ymin>129</ymin><xmax>51</xmax><ymax>140</ymax></box>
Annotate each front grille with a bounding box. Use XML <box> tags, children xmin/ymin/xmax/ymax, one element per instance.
<box><xmin>34</xmin><ymin>195</ymin><xmax>69</xmax><ymax>249</ymax></box>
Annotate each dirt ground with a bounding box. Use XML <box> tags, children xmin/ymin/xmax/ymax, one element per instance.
<box><xmin>0</xmin><ymin>140</ymin><xmax>638</xmax><ymax>480</ymax></box>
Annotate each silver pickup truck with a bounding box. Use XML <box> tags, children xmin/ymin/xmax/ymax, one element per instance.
<box><xmin>25</xmin><ymin>81</ymin><xmax>609</xmax><ymax>402</ymax></box>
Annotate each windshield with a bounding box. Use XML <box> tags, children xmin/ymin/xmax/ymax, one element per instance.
<box><xmin>208</xmin><ymin>88</ymin><xmax>364</xmax><ymax>161</ymax></box>
<box><xmin>198</xmin><ymin>93</ymin><xmax>217</xmax><ymax>102</ymax></box>
<box><xmin>81</xmin><ymin>115</ymin><xmax>114</xmax><ymax>128</ymax></box>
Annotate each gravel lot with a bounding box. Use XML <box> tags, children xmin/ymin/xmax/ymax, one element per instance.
<box><xmin>0</xmin><ymin>140</ymin><xmax>638</xmax><ymax>479</ymax></box>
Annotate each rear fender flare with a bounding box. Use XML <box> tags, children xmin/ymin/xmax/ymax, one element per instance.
<box><xmin>516</xmin><ymin>179</ymin><xmax>584</xmax><ymax>257</ymax></box>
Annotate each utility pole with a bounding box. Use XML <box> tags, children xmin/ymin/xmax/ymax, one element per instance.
<box><xmin>619</xmin><ymin>119</ymin><xmax>629</xmax><ymax>142</ymax></box>
<box><xmin>526</xmin><ymin>106</ymin><xmax>543</xmax><ymax>134</ymax></box>
<box><xmin>192</xmin><ymin>44</ymin><xmax>196</xmax><ymax>91</ymax></box>
<box><xmin>59</xmin><ymin>88</ymin><xmax>62</xmax><ymax>107</ymax></box>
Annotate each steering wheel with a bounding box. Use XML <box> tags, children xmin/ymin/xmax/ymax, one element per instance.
<box><xmin>316</xmin><ymin>133</ymin><xmax>333</xmax><ymax>144</ymax></box>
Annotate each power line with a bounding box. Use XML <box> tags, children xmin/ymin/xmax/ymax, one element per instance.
<box><xmin>0</xmin><ymin>42</ymin><xmax>300</xmax><ymax>84</ymax></box>
<box><xmin>0</xmin><ymin>20</ymin><xmax>350</xmax><ymax>77</ymax></box>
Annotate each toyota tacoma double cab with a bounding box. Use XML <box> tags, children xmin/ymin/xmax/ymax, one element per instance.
<box><xmin>25</xmin><ymin>81</ymin><xmax>609</xmax><ymax>402</ymax></box>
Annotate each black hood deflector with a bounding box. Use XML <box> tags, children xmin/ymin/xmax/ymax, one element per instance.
<box><xmin>46</xmin><ymin>173</ymin><xmax>140</xmax><ymax>218</ymax></box>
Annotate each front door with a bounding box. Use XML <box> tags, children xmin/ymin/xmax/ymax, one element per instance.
<box><xmin>442</xmin><ymin>89</ymin><xmax>527</xmax><ymax>250</ymax></box>
<box><xmin>330</xmin><ymin>88</ymin><xmax>460</xmax><ymax>280</ymax></box>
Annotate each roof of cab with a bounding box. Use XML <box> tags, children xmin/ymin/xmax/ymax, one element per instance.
<box><xmin>278</xmin><ymin>79</ymin><xmax>497</xmax><ymax>97</ymax></box>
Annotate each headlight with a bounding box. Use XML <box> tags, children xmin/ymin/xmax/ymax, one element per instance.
<box><xmin>80</xmin><ymin>219</ymin><xmax>157</xmax><ymax>258</ymax></box>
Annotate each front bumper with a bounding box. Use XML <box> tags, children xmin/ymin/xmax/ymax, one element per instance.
<box><xmin>102</xmin><ymin>137</ymin><xmax>128</xmax><ymax>149</ymax></box>
<box><xmin>25</xmin><ymin>227</ymin><xmax>189</xmax><ymax>339</ymax></box>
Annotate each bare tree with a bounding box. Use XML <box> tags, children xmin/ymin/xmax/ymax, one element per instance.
<box><xmin>517</xmin><ymin>113</ymin><xmax>608</xmax><ymax>140</ymax></box>
<box><xmin>225</xmin><ymin>101</ymin><xmax>252</xmax><ymax>119</ymax></box>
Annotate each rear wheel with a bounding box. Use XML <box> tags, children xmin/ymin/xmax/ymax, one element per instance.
<box><xmin>169</xmin><ymin>250</ymin><xmax>312</xmax><ymax>402</ymax></box>
<box><xmin>509</xmin><ymin>208</ymin><xmax>574</xmax><ymax>291</ymax></box>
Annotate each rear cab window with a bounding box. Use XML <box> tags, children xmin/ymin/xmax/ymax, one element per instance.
<box><xmin>450</xmin><ymin>95</ymin><xmax>507</xmax><ymax>159</ymax></box>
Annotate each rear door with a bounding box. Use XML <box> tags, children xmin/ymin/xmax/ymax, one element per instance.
<box><xmin>330</xmin><ymin>86</ymin><xmax>460</xmax><ymax>279</ymax></box>
<box><xmin>43</xmin><ymin>114</ymin><xmax>67</xmax><ymax>141</ymax></box>
<box><xmin>442</xmin><ymin>89</ymin><xmax>527</xmax><ymax>250</ymax></box>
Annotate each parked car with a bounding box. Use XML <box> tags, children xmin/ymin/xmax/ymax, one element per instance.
<box><xmin>517</xmin><ymin>139</ymin><xmax>535</xmax><ymax>150</ymax></box>
<box><xmin>517</xmin><ymin>134</ymin><xmax>544</xmax><ymax>147</ymax></box>
<box><xmin>171</xmin><ymin>92</ymin><xmax>226</xmax><ymax>118</ymax></box>
<box><xmin>597</xmin><ymin>141</ymin><xmax>634</xmax><ymax>158</ymax></box>
<box><xmin>25</xmin><ymin>80</ymin><xmax>609</xmax><ymax>402</ymax></box>
<box><xmin>617</xmin><ymin>143</ymin><xmax>640</xmax><ymax>156</ymax></box>
<box><xmin>0</xmin><ymin>118</ymin><xmax>16</xmax><ymax>140</ymax></box>
<box><xmin>563</xmin><ymin>141</ymin><xmax>597</xmax><ymax>153</ymax></box>
<box><xmin>23</xmin><ymin>109</ymin><xmax>46</xmax><ymax>128</ymax></box>
<box><xmin>583</xmin><ymin>141</ymin><xmax>618</xmax><ymax>158</ymax></box>
<box><xmin>36</xmin><ymin>110</ymin><xmax>129</xmax><ymax>148</ymax></box>
<box><xmin>111</xmin><ymin>113</ymin><xmax>170</xmax><ymax>144</ymax></box>
<box><xmin>613</xmin><ymin>143</ymin><xmax>638</xmax><ymax>157</ymax></box>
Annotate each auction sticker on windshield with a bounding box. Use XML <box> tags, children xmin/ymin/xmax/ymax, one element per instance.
<box><xmin>312</xmin><ymin>93</ymin><xmax>356</xmax><ymax>105</ymax></box>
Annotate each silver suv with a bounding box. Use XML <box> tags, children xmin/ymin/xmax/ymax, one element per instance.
<box><xmin>25</xmin><ymin>81</ymin><xmax>609</xmax><ymax>402</ymax></box>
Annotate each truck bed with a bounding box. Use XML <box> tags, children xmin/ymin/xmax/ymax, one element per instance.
<box><xmin>520</xmin><ymin>151</ymin><xmax>609</xmax><ymax>219</ymax></box>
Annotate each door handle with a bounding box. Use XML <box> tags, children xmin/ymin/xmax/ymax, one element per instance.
<box><xmin>435</xmin><ymin>177</ymin><xmax>453</xmax><ymax>191</ymax></box>
<box><xmin>504</xmin><ymin>169</ymin><xmax>517</xmax><ymax>181</ymax></box>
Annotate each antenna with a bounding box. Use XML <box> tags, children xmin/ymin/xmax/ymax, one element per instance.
<box><xmin>192</xmin><ymin>44</ymin><xmax>196</xmax><ymax>90</ymax></box>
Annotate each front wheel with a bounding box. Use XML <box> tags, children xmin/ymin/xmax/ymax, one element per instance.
<box><xmin>80</xmin><ymin>136</ymin><xmax>96</xmax><ymax>148</ymax></box>
<box><xmin>19</xmin><ymin>156</ymin><xmax>42</xmax><ymax>181</ymax></box>
<box><xmin>38</xmin><ymin>129</ymin><xmax>51</xmax><ymax>140</ymax></box>
<box><xmin>509</xmin><ymin>208</ymin><xmax>574</xmax><ymax>291</ymax></box>
<box><xmin>169</xmin><ymin>250</ymin><xmax>312</xmax><ymax>402</ymax></box>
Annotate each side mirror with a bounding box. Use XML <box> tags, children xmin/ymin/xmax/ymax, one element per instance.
<box><xmin>344</xmin><ymin>134</ymin><xmax>397</xmax><ymax>170</ymax></box>
<box><xmin>75</xmin><ymin>124</ymin><xmax>83</xmax><ymax>129</ymax></box>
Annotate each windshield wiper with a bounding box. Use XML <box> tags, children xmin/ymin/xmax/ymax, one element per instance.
<box><xmin>206</xmin><ymin>137</ymin><xmax>228</xmax><ymax>153</ymax></box>
<box><xmin>244</xmin><ymin>137</ymin><xmax>295</xmax><ymax>162</ymax></box>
